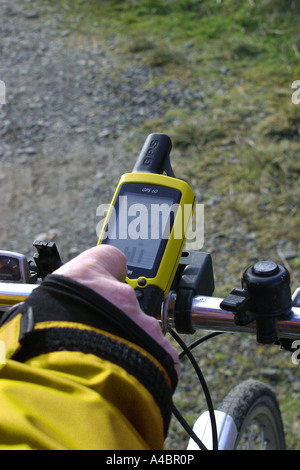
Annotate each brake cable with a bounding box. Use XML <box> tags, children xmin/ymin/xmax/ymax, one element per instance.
<box><xmin>169</xmin><ymin>329</ymin><xmax>219</xmax><ymax>451</ymax></box>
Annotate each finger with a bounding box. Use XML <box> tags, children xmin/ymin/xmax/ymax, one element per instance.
<box><xmin>55</xmin><ymin>245</ymin><xmax>128</xmax><ymax>284</ymax></box>
<box><xmin>88</xmin><ymin>245</ymin><xmax>128</xmax><ymax>282</ymax></box>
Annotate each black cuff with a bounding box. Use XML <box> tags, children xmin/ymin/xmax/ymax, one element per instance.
<box><xmin>6</xmin><ymin>274</ymin><xmax>177</xmax><ymax>386</ymax></box>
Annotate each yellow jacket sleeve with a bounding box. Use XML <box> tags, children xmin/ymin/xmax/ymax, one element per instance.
<box><xmin>0</xmin><ymin>275</ymin><xmax>178</xmax><ymax>450</ymax></box>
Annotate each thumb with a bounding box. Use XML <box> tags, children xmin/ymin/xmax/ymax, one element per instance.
<box><xmin>86</xmin><ymin>245</ymin><xmax>128</xmax><ymax>282</ymax></box>
<box><xmin>54</xmin><ymin>245</ymin><xmax>128</xmax><ymax>284</ymax></box>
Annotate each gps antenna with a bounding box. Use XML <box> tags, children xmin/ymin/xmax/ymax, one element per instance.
<box><xmin>132</xmin><ymin>133</ymin><xmax>175</xmax><ymax>177</ymax></box>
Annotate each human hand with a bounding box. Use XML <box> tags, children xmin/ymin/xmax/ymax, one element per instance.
<box><xmin>54</xmin><ymin>245</ymin><xmax>180</xmax><ymax>376</ymax></box>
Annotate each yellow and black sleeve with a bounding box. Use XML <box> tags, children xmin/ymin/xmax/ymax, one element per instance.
<box><xmin>0</xmin><ymin>274</ymin><xmax>178</xmax><ymax>450</ymax></box>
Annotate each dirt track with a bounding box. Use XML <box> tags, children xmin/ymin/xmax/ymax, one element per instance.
<box><xmin>0</xmin><ymin>0</ymin><xmax>200</xmax><ymax>261</ymax></box>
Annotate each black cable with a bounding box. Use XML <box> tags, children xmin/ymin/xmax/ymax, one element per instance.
<box><xmin>169</xmin><ymin>329</ymin><xmax>219</xmax><ymax>450</ymax></box>
<box><xmin>171</xmin><ymin>402</ymin><xmax>208</xmax><ymax>451</ymax></box>
<box><xmin>178</xmin><ymin>331</ymin><xmax>225</xmax><ymax>360</ymax></box>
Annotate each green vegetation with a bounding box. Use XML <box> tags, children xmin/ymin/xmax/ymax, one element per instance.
<box><xmin>46</xmin><ymin>1</ymin><xmax>300</xmax><ymax>286</ymax></box>
<box><xmin>38</xmin><ymin>0</ymin><xmax>300</xmax><ymax>449</ymax></box>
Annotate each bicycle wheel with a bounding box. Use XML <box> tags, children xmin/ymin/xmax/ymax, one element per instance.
<box><xmin>219</xmin><ymin>379</ymin><xmax>285</xmax><ymax>450</ymax></box>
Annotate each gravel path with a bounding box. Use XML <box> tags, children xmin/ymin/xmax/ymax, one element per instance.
<box><xmin>0</xmin><ymin>0</ymin><xmax>201</xmax><ymax>260</ymax></box>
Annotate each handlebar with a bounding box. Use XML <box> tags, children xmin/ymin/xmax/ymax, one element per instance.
<box><xmin>0</xmin><ymin>283</ymin><xmax>38</xmax><ymax>311</ymax></box>
<box><xmin>161</xmin><ymin>289</ymin><xmax>300</xmax><ymax>341</ymax></box>
<box><xmin>1</xmin><ymin>283</ymin><xmax>300</xmax><ymax>345</ymax></box>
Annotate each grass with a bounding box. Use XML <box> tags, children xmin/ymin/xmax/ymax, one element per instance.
<box><xmin>37</xmin><ymin>0</ymin><xmax>300</xmax><ymax>449</ymax></box>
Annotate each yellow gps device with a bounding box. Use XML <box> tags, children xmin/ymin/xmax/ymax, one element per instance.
<box><xmin>98</xmin><ymin>134</ymin><xmax>195</xmax><ymax>317</ymax></box>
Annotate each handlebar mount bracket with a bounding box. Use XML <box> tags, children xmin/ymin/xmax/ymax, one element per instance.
<box><xmin>30</xmin><ymin>240</ymin><xmax>63</xmax><ymax>279</ymax></box>
<box><xmin>173</xmin><ymin>250</ymin><xmax>215</xmax><ymax>334</ymax></box>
